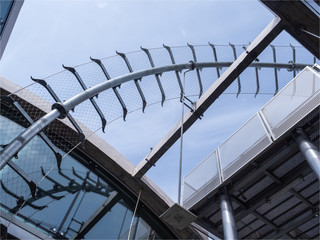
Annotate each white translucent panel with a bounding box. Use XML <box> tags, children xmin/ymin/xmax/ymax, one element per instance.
<box><xmin>219</xmin><ymin>114</ymin><xmax>269</xmax><ymax>170</ymax></box>
<box><xmin>183</xmin><ymin>151</ymin><xmax>219</xmax><ymax>201</ymax></box>
<box><xmin>261</xmin><ymin>67</ymin><xmax>320</xmax><ymax>139</ymax></box>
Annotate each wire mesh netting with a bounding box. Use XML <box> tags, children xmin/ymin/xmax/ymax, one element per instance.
<box><xmin>0</xmin><ymin>43</ymin><xmax>317</xmax><ymax>237</ymax></box>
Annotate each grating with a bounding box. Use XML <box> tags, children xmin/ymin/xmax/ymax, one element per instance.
<box><xmin>241</xmin><ymin>175</ymin><xmax>275</xmax><ymax>201</ymax></box>
<box><xmin>293</xmin><ymin>171</ymin><xmax>317</xmax><ymax>192</ymax></box>
<box><xmin>208</xmin><ymin>210</ymin><xmax>221</xmax><ymax>224</ymax></box>
<box><xmin>160</xmin><ymin>203</ymin><xmax>197</xmax><ymax>230</ymax></box>
<box><xmin>256</xmin><ymin>191</ymin><xmax>292</xmax><ymax>215</ymax></box>
<box><xmin>272</xmin><ymin>151</ymin><xmax>304</xmax><ymax>178</ymax></box>
<box><xmin>264</xmin><ymin>196</ymin><xmax>300</xmax><ymax>221</ymax></box>
<box><xmin>273</xmin><ymin>202</ymin><xmax>307</xmax><ymax>225</ymax></box>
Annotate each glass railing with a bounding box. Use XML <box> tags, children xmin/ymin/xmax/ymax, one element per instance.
<box><xmin>183</xmin><ymin>66</ymin><xmax>320</xmax><ymax>209</ymax></box>
<box><xmin>183</xmin><ymin>151</ymin><xmax>220</xmax><ymax>204</ymax></box>
<box><xmin>261</xmin><ymin>67</ymin><xmax>320</xmax><ymax>140</ymax></box>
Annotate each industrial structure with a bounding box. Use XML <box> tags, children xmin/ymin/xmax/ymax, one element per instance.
<box><xmin>0</xmin><ymin>0</ymin><xmax>319</xmax><ymax>239</ymax></box>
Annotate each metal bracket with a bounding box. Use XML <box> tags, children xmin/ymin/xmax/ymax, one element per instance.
<box><xmin>208</xmin><ymin>42</ymin><xmax>221</xmax><ymax>78</ymax></box>
<box><xmin>116</xmin><ymin>51</ymin><xmax>147</xmax><ymax>112</ymax></box>
<box><xmin>187</xmin><ymin>43</ymin><xmax>203</xmax><ymax>97</ymax></box>
<box><xmin>229</xmin><ymin>43</ymin><xmax>241</xmax><ymax>97</ymax></box>
<box><xmin>270</xmin><ymin>45</ymin><xmax>279</xmax><ymax>95</ymax></box>
<box><xmin>140</xmin><ymin>46</ymin><xmax>166</xmax><ymax>106</ymax></box>
<box><xmin>290</xmin><ymin>44</ymin><xmax>296</xmax><ymax>77</ymax></box>
<box><xmin>62</xmin><ymin>65</ymin><xmax>107</xmax><ymax>132</ymax></box>
<box><xmin>180</xmin><ymin>95</ymin><xmax>203</xmax><ymax>120</ymax></box>
<box><xmin>31</xmin><ymin>77</ymin><xmax>85</xmax><ymax>147</ymax></box>
<box><xmin>90</xmin><ymin>57</ymin><xmax>128</xmax><ymax>121</ymax></box>
<box><xmin>163</xmin><ymin>44</ymin><xmax>183</xmax><ymax>95</ymax></box>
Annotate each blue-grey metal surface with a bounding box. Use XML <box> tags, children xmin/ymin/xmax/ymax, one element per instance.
<box><xmin>293</xmin><ymin>128</ymin><xmax>320</xmax><ymax>181</ymax></box>
<box><xmin>220</xmin><ymin>188</ymin><xmax>238</xmax><ymax>240</ymax></box>
<box><xmin>0</xmin><ymin>60</ymin><xmax>312</xmax><ymax>172</ymax></box>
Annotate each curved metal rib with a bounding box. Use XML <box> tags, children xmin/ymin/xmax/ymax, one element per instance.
<box><xmin>230</xmin><ymin>43</ymin><xmax>241</xmax><ymax>97</ymax></box>
<box><xmin>270</xmin><ymin>45</ymin><xmax>279</xmax><ymax>95</ymax></box>
<box><xmin>255</xmin><ymin>67</ymin><xmax>260</xmax><ymax>98</ymax></box>
<box><xmin>163</xmin><ymin>44</ymin><xmax>183</xmax><ymax>94</ymax></box>
<box><xmin>141</xmin><ymin>46</ymin><xmax>166</xmax><ymax>106</ymax></box>
<box><xmin>188</xmin><ymin>43</ymin><xmax>203</xmax><ymax>97</ymax></box>
<box><xmin>62</xmin><ymin>64</ymin><xmax>107</xmax><ymax>132</ymax></box>
<box><xmin>90</xmin><ymin>57</ymin><xmax>128</xmax><ymax>121</ymax></box>
<box><xmin>209</xmin><ymin>42</ymin><xmax>221</xmax><ymax>78</ymax></box>
<box><xmin>116</xmin><ymin>51</ymin><xmax>147</xmax><ymax>112</ymax></box>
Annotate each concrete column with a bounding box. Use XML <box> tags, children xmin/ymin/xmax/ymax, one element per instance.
<box><xmin>292</xmin><ymin>128</ymin><xmax>320</xmax><ymax>181</ymax></box>
<box><xmin>220</xmin><ymin>187</ymin><xmax>238</xmax><ymax>240</ymax></box>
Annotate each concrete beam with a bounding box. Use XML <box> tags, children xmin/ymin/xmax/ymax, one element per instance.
<box><xmin>261</xmin><ymin>0</ymin><xmax>320</xmax><ymax>58</ymax></box>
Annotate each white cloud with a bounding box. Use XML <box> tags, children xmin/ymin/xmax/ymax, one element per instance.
<box><xmin>97</xmin><ymin>1</ymin><xmax>108</xmax><ymax>9</ymax></box>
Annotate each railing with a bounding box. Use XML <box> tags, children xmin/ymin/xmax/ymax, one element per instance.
<box><xmin>183</xmin><ymin>66</ymin><xmax>320</xmax><ymax>209</ymax></box>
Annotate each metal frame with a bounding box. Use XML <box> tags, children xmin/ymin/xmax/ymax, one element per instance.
<box><xmin>292</xmin><ymin>128</ymin><xmax>320</xmax><ymax>181</ymax></box>
<box><xmin>1</xmin><ymin>60</ymin><xmax>307</xmax><ymax>170</ymax></box>
<box><xmin>0</xmin><ymin>0</ymin><xmax>24</xmax><ymax>60</ymax></box>
<box><xmin>72</xmin><ymin>191</ymin><xmax>121</xmax><ymax>239</ymax></box>
<box><xmin>134</xmin><ymin>16</ymin><xmax>284</xmax><ymax>179</ymax></box>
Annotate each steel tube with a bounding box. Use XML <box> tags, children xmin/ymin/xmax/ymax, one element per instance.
<box><xmin>292</xmin><ymin>128</ymin><xmax>320</xmax><ymax>181</ymax></box>
<box><xmin>220</xmin><ymin>188</ymin><xmax>238</xmax><ymax>240</ymax></box>
<box><xmin>0</xmin><ymin>59</ymin><xmax>308</xmax><ymax>170</ymax></box>
<box><xmin>0</xmin><ymin>109</ymin><xmax>60</xmax><ymax>170</ymax></box>
<box><xmin>62</xmin><ymin>61</ymin><xmax>307</xmax><ymax>113</ymax></box>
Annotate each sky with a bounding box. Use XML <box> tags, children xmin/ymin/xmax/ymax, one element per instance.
<box><xmin>0</xmin><ymin>0</ymin><xmax>305</xmax><ymax>203</ymax></box>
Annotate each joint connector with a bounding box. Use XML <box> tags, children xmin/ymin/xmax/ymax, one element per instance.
<box><xmin>287</xmin><ymin>60</ymin><xmax>296</xmax><ymax>72</ymax></box>
<box><xmin>52</xmin><ymin>102</ymin><xmax>68</xmax><ymax>119</ymax></box>
<box><xmin>189</xmin><ymin>60</ymin><xmax>195</xmax><ymax>70</ymax></box>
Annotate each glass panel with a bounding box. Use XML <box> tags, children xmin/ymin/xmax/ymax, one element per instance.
<box><xmin>219</xmin><ymin>114</ymin><xmax>268</xmax><ymax>169</ymax></box>
<box><xmin>261</xmin><ymin>67</ymin><xmax>320</xmax><ymax>139</ymax></box>
<box><xmin>0</xmin><ymin>115</ymin><xmax>164</xmax><ymax>239</ymax></box>
<box><xmin>0</xmin><ymin>0</ymin><xmax>14</xmax><ymax>34</ymax></box>
<box><xmin>183</xmin><ymin>151</ymin><xmax>219</xmax><ymax>201</ymax></box>
<box><xmin>0</xmin><ymin>115</ymin><xmax>112</xmax><ymax>237</ymax></box>
<box><xmin>134</xmin><ymin>217</ymin><xmax>151</xmax><ymax>240</ymax></box>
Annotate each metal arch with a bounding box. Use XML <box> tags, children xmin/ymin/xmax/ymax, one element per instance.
<box><xmin>0</xmin><ymin>60</ymin><xmax>308</xmax><ymax>171</ymax></box>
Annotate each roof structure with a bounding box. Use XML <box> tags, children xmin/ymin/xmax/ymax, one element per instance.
<box><xmin>0</xmin><ymin>0</ymin><xmax>319</xmax><ymax>239</ymax></box>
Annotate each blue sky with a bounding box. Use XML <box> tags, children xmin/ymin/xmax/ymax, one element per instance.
<box><xmin>1</xmin><ymin>0</ymin><xmax>305</xmax><ymax>202</ymax></box>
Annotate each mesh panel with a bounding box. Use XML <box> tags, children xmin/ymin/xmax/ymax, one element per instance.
<box><xmin>0</xmin><ymin>44</ymin><xmax>317</xmax><ymax>237</ymax></box>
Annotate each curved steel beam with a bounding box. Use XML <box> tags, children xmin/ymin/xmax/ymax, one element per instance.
<box><xmin>0</xmin><ymin>59</ymin><xmax>308</xmax><ymax>171</ymax></box>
